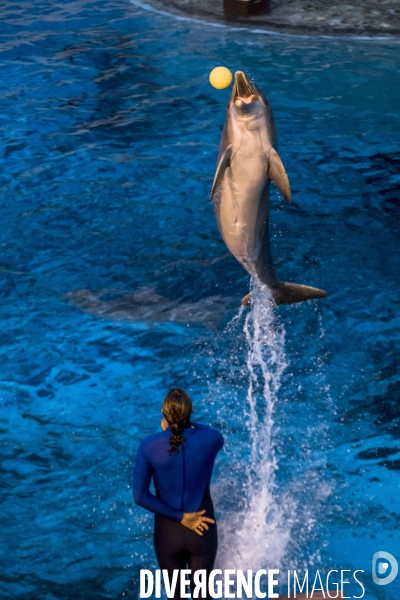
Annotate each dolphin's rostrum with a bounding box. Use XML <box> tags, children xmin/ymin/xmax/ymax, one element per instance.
<box><xmin>211</xmin><ymin>70</ymin><xmax>327</xmax><ymax>306</ymax></box>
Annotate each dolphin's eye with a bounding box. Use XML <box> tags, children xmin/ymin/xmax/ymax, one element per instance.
<box><xmin>235</xmin><ymin>99</ymin><xmax>243</xmax><ymax>108</ymax></box>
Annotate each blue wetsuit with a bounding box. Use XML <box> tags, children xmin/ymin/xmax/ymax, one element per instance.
<box><xmin>133</xmin><ymin>422</ymin><xmax>224</xmax><ymax>520</ymax></box>
<box><xmin>133</xmin><ymin>423</ymin><xmax>224</xmax><ymax>600</ymax></box>
<box><xmin>134</xmin><ymin>422</ymin><xmax>224</xmax><ymax>600</ymax></box>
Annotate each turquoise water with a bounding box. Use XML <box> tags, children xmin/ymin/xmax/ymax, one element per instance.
<box><xmin>0</xmin><ymin>0</ymin><xmax>399</xmax><ymax>598</ymax></box>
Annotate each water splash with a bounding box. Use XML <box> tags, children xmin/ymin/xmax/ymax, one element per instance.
<box><xmin>217</xmin><ymin>279</ymin><xmax>294</xmax><ymax>574</ymax></box>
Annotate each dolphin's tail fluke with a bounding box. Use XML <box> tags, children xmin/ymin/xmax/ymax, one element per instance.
<box><xmin>241</xmin><ymin>282</ymin><xmax>328</xmax><ymax>306</ymax></box>
<box><xmin>272</xmin><ymin>282</ymin><xmax>328</xmax><ymax>305</ymax></box>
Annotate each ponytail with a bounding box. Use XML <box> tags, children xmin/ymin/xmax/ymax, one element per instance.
<box><xmin>161</xmin><ymin>388</ymin><xmax>193</xmax><ymax>455</ymax></box>
<box><xmin>169</xmin><ymin>421</ymin><xmax>186</xmax><ymax>455</ymax></box>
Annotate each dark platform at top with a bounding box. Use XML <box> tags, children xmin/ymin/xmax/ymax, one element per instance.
<box><xmin>143</xmin><ymin>0</ymin><xmax>400</xmax><ymax>37</ymax></box>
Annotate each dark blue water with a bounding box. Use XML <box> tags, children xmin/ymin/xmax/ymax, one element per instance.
<box><xmin>0</xmin><ymin>0</ymin><xmax>399</xmax><ymax>598</ymax></box>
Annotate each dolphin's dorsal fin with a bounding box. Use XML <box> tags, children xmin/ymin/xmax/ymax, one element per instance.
<box><xmin>268</xmin><ymin>148</ymin><xmax>291</xmax><ymax>204</ymax></box>
<box><xmin>210</xmin><ymin>144</ymin><xmax>233</xmax><ymax>201</ymax></box>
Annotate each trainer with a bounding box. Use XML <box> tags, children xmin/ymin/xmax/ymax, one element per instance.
<box><xmin>133</xmin><ymin>388</ymin><xmax>224</xmax><ymax>599</ymax></box>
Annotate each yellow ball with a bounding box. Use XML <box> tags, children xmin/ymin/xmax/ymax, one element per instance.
<box><xmin>209</xmin><ymin>66</ymin><xmax>233</xmax><ymax>90</ymax></box>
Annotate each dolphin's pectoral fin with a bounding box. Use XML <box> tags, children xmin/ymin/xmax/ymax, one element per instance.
<box><xmin>272</xmin><ymin>282</ymin><xmax>327</xmax><ymax>305</ymax></box>
<box><xmin>210</xmin><ymin>144</ymin><xmax>233</xmax><ymax>201</ymax></box>
<box><xmin>268</xmin><ymin>148</ymin><xmax>292</xmax><ymax>204</ymax></box>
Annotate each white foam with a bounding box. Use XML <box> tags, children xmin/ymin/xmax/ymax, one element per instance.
<box><xmin>217</xmin><ymin>280</ymin><xmax>293</xmax><ymax>576</ymax></box>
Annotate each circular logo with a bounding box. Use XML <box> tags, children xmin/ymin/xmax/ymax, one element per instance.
<box><xmin>372</xmin><ymin>552</ymin><xmax>398</xmax><ymax>586</ymax></box>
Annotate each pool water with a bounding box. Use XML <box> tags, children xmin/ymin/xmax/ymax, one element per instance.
<box><xmin>0</xmin><ymin>0</ymin><xmax>399</xmax><ymax>598</ymax></box>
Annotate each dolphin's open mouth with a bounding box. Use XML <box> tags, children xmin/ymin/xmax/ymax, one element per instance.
<box><xmin>234</xmin><ymin>71</ymin><xmax>255</xmax><ymax>101</ymax></box>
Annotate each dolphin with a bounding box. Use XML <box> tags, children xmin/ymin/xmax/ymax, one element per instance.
<box><xmin>64</xmin><ymin>287</ymin><xmax>236</xmax><ymax>328</ymax></box>
<box><xmin>210</xmin><ymin>70</ymin><xmax>327</xmax><ymax>306</ymax></box>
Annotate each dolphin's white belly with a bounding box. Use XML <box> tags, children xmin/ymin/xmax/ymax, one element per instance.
<box><xmin>217</xmin><ymin>145</ymin><xmax>269</xmax><ymax>275</ymax></box>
